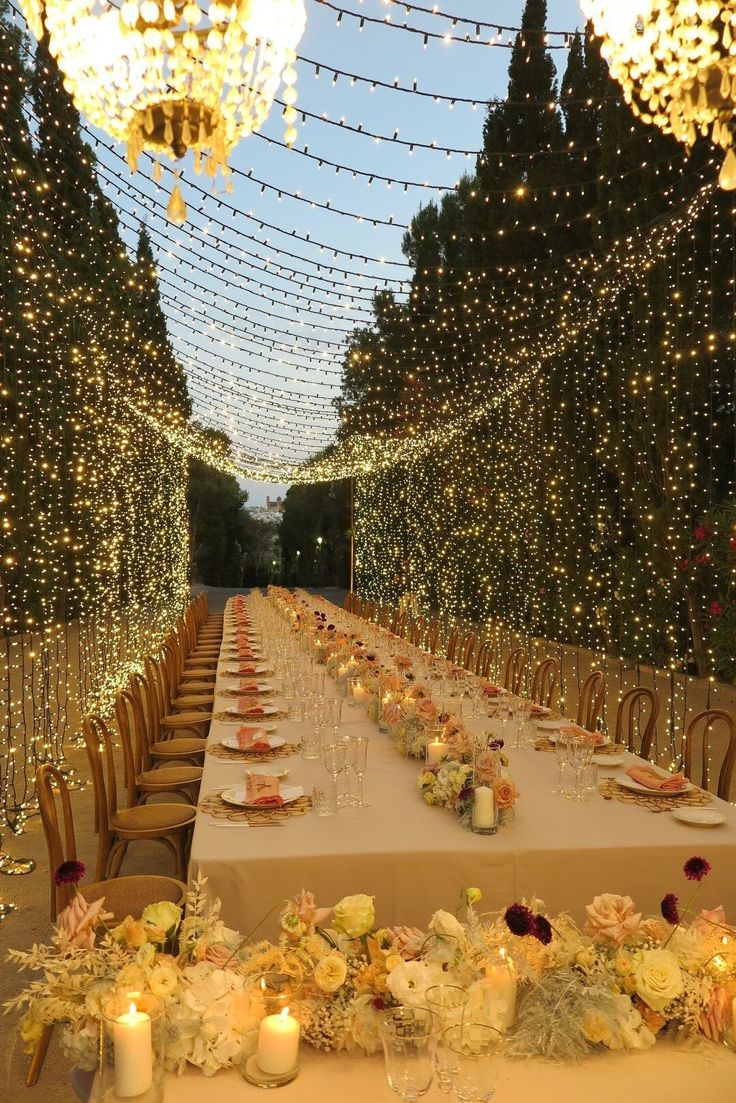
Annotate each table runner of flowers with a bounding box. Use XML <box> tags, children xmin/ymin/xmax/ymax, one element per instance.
<box><xmin>6</xmin><ymin>857</ymin><xmax>733</xmax><ymax>1076</ymax></box>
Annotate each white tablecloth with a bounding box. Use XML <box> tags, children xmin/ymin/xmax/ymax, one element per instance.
<box><xmin>84</xmin><ymin>1044</ymin><xmax>735</xmax><ymax>1103</ymax></box>
<box><xmin>189</xmin><ymin>600</ymin><xmax>736</xmax><ymax>934</ymax></box>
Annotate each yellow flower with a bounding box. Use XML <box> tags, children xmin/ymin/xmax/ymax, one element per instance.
<box><xmin>385</xmin><ymin>954</ymin><xmax>404</xmax><ymax>973</ymax></box>
<box><xmin>333</xmin><ymin>894</ymin><xmax>375</xmax><ymax>939</ymax></box>
<box><xmin>313</xmin><ymin>953</ymin><xmax>348</xmax><ymax>993</ymax></box>
<box><xmin>149</xmin><ymin>963</ymin><xmax>179</xmax><ymax>999</ymax></box>
<box><xmin>111</xmin><ymin>916</ymin><xmax>147</xmax><ymax>948</ymax></box>
<box><xmin>581</xmin><ymin>1009</ymin><xmax>614</xmax><ymax>1046</ymax></box>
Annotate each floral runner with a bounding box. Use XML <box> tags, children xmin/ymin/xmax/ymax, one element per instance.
<box><xmin>199</xmin><ymin>792</ymin><xmax>312</xmax><ymax>825</ymax></box>
<box><xmin>598</xmin><ymin>777</ymin><xmax>713</xmax><ymax>813</ymax></box>
<box><xmin>212</xmin><ymin>709</ymin><xmax>289</xmax><ymax>723</ymax></box>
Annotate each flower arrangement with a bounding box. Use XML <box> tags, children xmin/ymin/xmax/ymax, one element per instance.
<box><xmin>417</xmin><ymin>736</ymin><xmax>519</xmax><ymax>827</ymax></box>
<box><xmin>10</xmin><ymin>859</ymin><xmax>732</xmax><ymax>1076</ymax></box>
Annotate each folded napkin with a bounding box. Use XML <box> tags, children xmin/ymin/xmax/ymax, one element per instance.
<box><xmin>238</xmin><ymin>682</ymin><xmax>261</xmax><ymax>693</ymax></box>
<box><xmin>238</xmin><ymin>665</ymin><xmax>257</xmax><ymax>675</ymax></box>
<box><xmin>625</xmin><ymin>765</ymin><xmax>688</xmax><ymax>791</ymax></box>
<box><xmin>239</xmin><ymin>702</ymin><xmax>265</xmax><ymax>716</ymax></box>
<box><xmin>530</xmin><ymin>705</ymin><xmax>549</xmax><ymax>717</ymax></box>
<box><xmin>246</xmin><ymin>772</ymin><xmax>281</xmax><ymax>802</ymax></box>
<box><xmin>235</xmin><ymin>727</ymin><xmax>271</xmax><ymax>751</ymax></box>
<box><xmin>559</xmin><ymin>724</ymin><xmax>605</xmax><ymax>746</ymax></box>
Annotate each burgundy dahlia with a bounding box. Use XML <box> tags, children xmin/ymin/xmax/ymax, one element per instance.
<box><xmin>53</xmin><ymin>859</ymin><xmax>86</xmax><ymax>886</ymax></box>
<box><xmin>532</xmin><ymin>915</ymin><xmax>553</xmax><ymax>945</ymax></box>
<box><xmin>683</xmin><ymin>856</ymin><xmax>711</xmax><ymax>882</ymax></box>
<box><xmin>504</xmin><ymin>903</ymin><xmax>535</xmax><ymax>937</ymax></box>
<box><xmin>660</xmin><ymin>893</ymin><xmax>680</xmax><ymax>925</ymax></box>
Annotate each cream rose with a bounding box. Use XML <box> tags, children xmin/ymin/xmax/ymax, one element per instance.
<box><xmin>633</xmin><ymin>949</ymin><xmax>683</xmax><ymax>1012</ymax></box>
<box><xmin>429</xmin><ymin>909</ymin><xmax>465</xmax><ymax>946</ymax></box>
<box><xmin>333</xmin><ymin>894</ymin><xmax>375</xmax><ymax>939</ymax></box>
<box><xmin>584</xmin><ymin>894</ymin><xmax>641</xmax><ymax>946</ymax></box>
<box><xmin>149</xmin><ymin>963</ymin><xmax>179</xmax><ymax>999</ymax></box>
<box><xmin>141</xmin><ymin>901</ymin><xmax>182</xmax><ymax>935</ymax></box>
<box><xmin>313</xmin><ymin>953</ymin><xmax>348</xmax><ymax>993</ymax></box>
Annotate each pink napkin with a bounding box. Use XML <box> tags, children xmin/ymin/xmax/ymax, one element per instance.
<box><xmin>238</xmin><ymin>682</ymin><xmax>261</xmax><ymax>694</ymax></box>
<box><xmin>245</xmin><ymin>773</ymin><xmax>282</xmax><ymax>804</ymax></box>
<box><xmin>235</xmin><ymin>726</ymin><xmax>271</xmax><ymax>751</ymax></box>
<box><xmin>238</xmin><ymin>701</ymin><xmax>265</xmax><ymax>716</ymax></box>
<box><xmin>559</xmin><ymin>724</ymin><xmax>605</xmax><ymax>746</ymax></box>
<box><xmin>626</xmin><ymin>765</ymin><xmax>688</xmax><ymax>791</ymax></box>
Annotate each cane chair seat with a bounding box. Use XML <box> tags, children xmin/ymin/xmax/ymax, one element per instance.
<box><xmin>178</xmin><ymin>679</ymin><xmax>216</xmax><ymax>693</ymax></box>
<box><xmin>173</xmin><ymin>693</ymin><xmax>214</xmax><ymax>708</ymax></box>
<box><xmin>159</xmin><ymin>711</ymin><xmax>211</xmax><ymax>731</ymax></box>
<box><xmin>81</xmin><ymin>875</ymin><xmax>187</xmax><ymax>923</ymax></box>
<box><xmin>111</xmin><ymin>802</ymin><xmax>196</xmax><ymax>835</ymax></box>
<box><xmin>136</xmin><ymin>765</ymin><xmax>202</xmax><ymax>794</ymax></box>
<box><xmin>184</xmin><ymin>663</ymin><xmax>218</xmax><ymax>675</ymax></box>
<box><xmin>151</xmin><ymin>736</ymin><xmax>206</xmax><ymax>760</ymax></box>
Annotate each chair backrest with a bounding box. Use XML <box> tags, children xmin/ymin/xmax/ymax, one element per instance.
<box><xmin>378</xmin><ymin>604</ymin><xmax>392</xmax><ymax>629</ymax></box>
<box><xmin>343</xmin><ymin>592</ymin><xmax>354</xmax><ymax>612</ymax></box>
<box><xmin>395</xmin><ymin>610</ymin><xmax>408</xmax><ymax>639</ymax></box>
<box><xmin>115</xmin><ymin>688</ymin><xmax>150</xmax><ymax>801</ymax></box>
<box><xmin>462</xmin><ymin>633</ymin><xmax>478</xmax><ymax>672</ymax></box>
<box><xmin>577</xmin><ymin>669</ymin><xmax>606</xmax><ymax>731</ymax></box>
<box><xmin>445</xmin><ymin>625</ymin><xmax>461</xmax><ymax>663</ymax></box>
<box><xmin>503</xmin><ymin>647</ymin><xmax>527</xmax><ymax>694</ymax></box>
<box><xmin>145</xmin><ymin>654</ymin><xmax>171</xmax><ymax>719</ymax></box>
<box><xmin>410</xmin><ymin>616</ymin><xmax>427</xmax><ymax>648</ymax></box>
<box><xmin>615</xmin><ymin>686</ymin><xmax>659</xmax><ymax>758</ymax></box>
<box><xmin>131</xmin><ymin>669</ymin><xmax>161</xmax><ymax>753</ymax></box>
<box><xmin>531</xmin><ymin>657</ymin><xmax>559</xmax><ymax>709</ymax></box>
<box><xmin>683</xmin><ymin>709</ymin><xmax>736</xmax><ymax>800</ymax></box>
<box><xmin>363</xmin><ymin>599</ymin><xmax>376</xmax><ymax>622</ymax></box>
<box><xmin>475</xmin><ymin>639</ymin><xmax>496</xmax><ymax>679</ymax></box>
<box><xmin>36</xmin><ymin>763</ymin><xmax>80</xmax><ymax>920</ymax></box>
<box><xmin>426</xmin><ymin>618</ymin><xmax>441</xmax><ymax>655</ymax></box>
<box><xmin>83</xmin><ymin>714</ymin><xmax>120</xmax><ymax>866</ymax></box>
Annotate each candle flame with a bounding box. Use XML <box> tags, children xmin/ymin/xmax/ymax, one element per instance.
<box><xmin>280</xmin><ymin>1007</ymin><xmax>290</xmax><ymax>1020</ymax></box>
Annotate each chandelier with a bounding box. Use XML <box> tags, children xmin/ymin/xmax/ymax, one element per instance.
<box><xmin>21</xmin><ymin>0</ymin><xmax>307</xmax><ymax>220</ymax></box>
<box><xmin>581</xmin><ymin>0</ymin><xmax>736</xmax><ymax>189</ymax></box>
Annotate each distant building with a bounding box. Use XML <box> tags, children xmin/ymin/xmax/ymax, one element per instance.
<box><xmin>247</xmin><ymin>504</ymin><xmax>282</xmax><ymax>527</ymax></box>
<box><xmin>266</xmin><ymin>496</ymin><xmax>284</xmax><ymax>513</ymax></box>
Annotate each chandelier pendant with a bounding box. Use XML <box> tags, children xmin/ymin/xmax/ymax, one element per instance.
<box><xmin>21</xmin><ymin>0</ymin><xmax>306</xmax><ymax>219</ymax></box>
<box><xmin>581</xmin><ymin>0</ymin><xmax>736</xmax><ymax>189</ymax></box>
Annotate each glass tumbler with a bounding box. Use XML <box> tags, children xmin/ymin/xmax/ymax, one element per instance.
<box><xmin>100</xmin><ymin>993</ymin><xmax>165</xmax><ymax>1103</ymax></box>
<box><xmin>379</xmin><ymin>1007</ymin><xmax>438</xmax><ymax>1103</ymax></box>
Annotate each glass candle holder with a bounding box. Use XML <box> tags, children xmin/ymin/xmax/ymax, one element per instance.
<box><xmin>348</xmin><ymin>676</ymin><xmax>369</xmax><ymax>707</ymax></box>
<box><xmin>245</xmin><ymin>1006</ymin><xmax>301</xmax><ymax>1088</ymax></box>
<box><xmin>259</xmin><ymin>970</ymin><xmax>301</xmax><ymax>1016</ymax></box>
<box><xmin>723</xmin><ymin>994</ymin><xmax>736</xmax><ymax>1051</ymax></box>
<box><xmin>100</xmin><ymin>993</ymin><xmax>165</xmax><ymax>1103</ymax></box>
<box><xmin>471</xmin><ymin>781</ymin><xmax>498</xmax><ymax>836</ymax></box>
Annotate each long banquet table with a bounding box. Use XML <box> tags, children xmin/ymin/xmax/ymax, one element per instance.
<box><xmin>189</xmin><ymin>596</ymin><xmax>736</xmax><ymax>934</ymax></box>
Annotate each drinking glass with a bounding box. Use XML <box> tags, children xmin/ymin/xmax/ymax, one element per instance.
<box><xmin>312</xmin><ymin>782</ymin><xmax>337</xmax><ymax>816</ymax></box>
<box><xmin>551</xmin><ymin>733</ymin><xmax>569</xmax><ymax>794</ymax></box>
<box><xmin>580</xmin><ymin>760</ymin><xmax>598</xmax><ymax>800</ymax></box>
<box><xmin>443</xmin><ymin>1023</ymin><xmax>503</xmax><ymax>1103</ymax></box>
<box><xmin>322</xmin><ymin>741</ymin><xmax>347</xmax><ymax>806</ymax></box>
<box><xmin>327</xmin><ymin>697</ymin><xmax>343</xmax><ymax>742</ymax></box>
<box><xmin>379</xmin><ymin>1007</ymin><xmax>437</xmax><ymax>1103</ymax></box>
<box><xmin>425</xmin><ymin>986</ymin><xmax>469</xmax><ymax>1096</ymax></box>
<box><xmin>347</xmin><ymin>735</ymin><xmax>369</xmax><ymax>807</ymax></box>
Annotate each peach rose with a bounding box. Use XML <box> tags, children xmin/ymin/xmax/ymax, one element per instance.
<box><xmin>57</xmin><ymin>893</ymin><xmax>112</xmax><ymax>948</ymax></box>
<box><xmin>584</xmin><ymin>894</ymin><xmax>641</xmax><ymax>946</ymax></box>
<box><xmin>382</xmin><ymin>702</ymin><xmax>403</xmax><ymax>726</ymax></box>
<box><xmin>492</xmin><ymin>777</ymin><xmax>519</xmax><ymax>809</ymax></box>
<box><xmin>692</xmin><ymin>906</ymin><xmax>727</xmax><ymax>935</ymax></box>
<box><xmin>416</xmin><ymin>699</ymin><xmax>438</xmax><ymax>724</ymax></box>
<box><xmin>475</xmin><ymin>750</ymin><xmax>500</xmax><ymax>784</ymax></box>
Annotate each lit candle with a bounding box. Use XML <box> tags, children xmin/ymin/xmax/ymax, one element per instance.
<box><xmin>426</xmin><ymin>739</ymin><xmax>446</xmax><ymax>765</ymax></box>
<box><xmin>257</xmin><ymin>1007</ymin><xmax>300</xmax><ymax>1075</ymax></box>
<box><xmin>472</xmin><ymin>785</ymin><xmax>495</xmax><ymax>829</ymax></box>
<box><xmin>486</xmin><ymin>949</ymin><xmax>518</xmax><ymax>1030</ymax></box>
<box><xmin>352</xmin><ymin>683</ymin><xmax>368</xmax><ymax>703</ymax></box>
<box><xmin>113</xmin><ymin>1002</ymin><xmax>152</xmax><ymax>1098</ymax></box>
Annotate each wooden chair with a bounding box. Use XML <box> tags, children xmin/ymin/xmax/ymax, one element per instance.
<box><xmin>395</xmin><ymin>610</ymin><xmax>408</xmax><ymax>639</ymax></box>
<box><xmin>461</xmin><ymin>633</ymin><xmax>478</xmax><ymax>672</ymax></box>
<box><xmin>445</xmin><ymin>625</ymin><xmax>461</xmax><ymax>663</ymax></box>
<box><xmin>129</xmin><ymin>670</ymin><xmax>207</xmax><ymax>766</ymax></box>
<box><xmin>683</xmin><ymin>709</ymin><xmax>736</xmax><ymax>800</ymax></box>
<box><xmin>410</xmin><ymin>616</ymin><xmax>427</xmax><ymax>648</ymax></box>
<box><xmin>475</xmin><ymin>640</ymin><xmax>496</xmax><ymax>680</ymax></box>
<box><xmin>577</xmin><ymin>669</ymin><xmax>606</xmax><ymax>731</ymax></box>
<box><xmin>503</xmin><ymin>647</ymin><xmax>526</xmax><ymax>695</ymax></box>
<box><xmin>378</xmin><ymin>604</ymin><xmax>393</xmax><ymax>629</ymax></box>
<box><xmin>530</xmin><ymin>657</ymin><xmax>559</xmax><ymax>710</ymax></box>
<box><xmin>163</xmin><ymin>639</ymin><xmax>215</xmax><ymax>709</ymax></box>
<box><xmin>343</xmin><ymin>592</ymin><xmax>355</xmax><ymax>612</ymax></box>
<box><xmin>30</xmin><ymin>764</ymin><xmax>187</xmax><ymax>1088</ymax></box>
<box><xmin>115</xmin><ymin>690</ymin><xmax>202</xmax><ymax>806</ymax></box>
<box><xmin>83</xmin><ymin>715</ymin><xmax>196</xmax><ymax>881</ymax></box>
<box><xmin>426</xmin><ymin>617</ymin><xmax>442</xmax><ymax>655</ymax></box>
<box><xmin>614</xmin><ymin>687</ymin><xmax>659</xmax><ymax>758</ymax></box>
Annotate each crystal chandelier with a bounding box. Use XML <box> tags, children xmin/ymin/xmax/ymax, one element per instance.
<box><xmin>21</xmin><ymin>0</ymin><xmax>307</xmax><ymax>220</ymax></box>
<box><xmin>581</xmin><ymin>0</ymin><xmax>736</xmax><ymax>189</ymax></box>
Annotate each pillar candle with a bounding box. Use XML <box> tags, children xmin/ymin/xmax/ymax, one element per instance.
<box><xmin>472</xmin><ymin>785</ymin><xmax>495</xmax><ymax>828</ymax></box>
<box><xmin>487</xmin><ymin>950</ymin><xmax>518</xmax><ymax>1030</ymax></box>
<box><xmin>426</xmin><ymin>740</ymin><xmax>446</xmax><ymax>766</ymax></box>
<box><xmin>257</xmin><ymin>1007</ymin><xmax>300</xmax><ymax>1075</ymax></box>
<box><xmin>113</xmin><ymin>1003</ymin><xmax>152</xmax><ymax>1098</ymax></box>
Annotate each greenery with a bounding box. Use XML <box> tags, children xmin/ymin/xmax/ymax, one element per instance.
<box><xmin>280</xmin><ymin>477</ymin><xmax>350</xmax><ymax>588</ymax></box>
<box><xmin>339</xmin><ymin>0</ymin><xmax>736</xmax><ymax>682</ymax></box>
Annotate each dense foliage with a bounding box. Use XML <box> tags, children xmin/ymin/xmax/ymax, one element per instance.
<box><xmin>340</xmin><ymin>0</ymin><xmax>736</xmax><ymax>681</ymax></box>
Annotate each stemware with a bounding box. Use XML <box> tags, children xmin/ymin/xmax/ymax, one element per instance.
<box><xmin>443</xmin><ymin>1023</ymin><xmax>503</xmax><ymax>1103</ymax></box>
<box><xmin>346</xmin><ymin>735</ymin><xmax>369</xmax><ymax>807</ymax></box>
<box><xmin>551</xmin><ymin>733</ymin><xmax>569</xmax><ymax>794</ymax></box>
<box><xmin>425</xmin><ymin>986</ymin><xmax>470</xmax><ymax>1096</ymax></box>
<box><xmin>327</xmin><ymin>696</ymin><xmax>343</xmax><ymax>742</ymax></box>
<box><xmin>379</xmin><ymin>1007</ymin><xmax>437</xmax><ymax>1103</ymax></box>
<box><xmin>322</xmin><ymin>741</ymin><xmax>347</xmax><ymax>806</ymax></box>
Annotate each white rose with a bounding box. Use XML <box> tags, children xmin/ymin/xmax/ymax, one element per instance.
<box><xmin>345</xmin><ymin>993</ymin><xmax>382</xmax><ymax>1054</ymax></box>
<box><xmin>430</xmin><ymin>909</ymin><xmax>465</xmax><ymax>944</ymax></box>
<box><xmin>313</xmin><ymin>953</ymin><xmax>348</xmax><ymax>993</ymax></box>
<box><xmin>386</xmin><ymin>960</ymin><xmax>445</xmax><ymax>1007</ymax></box>
<box><xmin>150</xmin><ymin>963</ymin><xmax>180</xmax><ymax>999</ymax></box>
<box><xmin>332</xmin><ymin>894</ymin><xmax>375</xmax><ymax>939</ymax></box>
<box><xmin>667</xmin><ymin>927</ymin><xmax>708</xmax><ymax>970</ymax></box>
<box><xmin>141</xmin><ymin>901</ymin><xmax>182</xmax><ymax>935</ymax></box>
<box><xmin>633</xmin><ymin>949</ymin><xmax>684</xmax><ymax>1012</ymax></box>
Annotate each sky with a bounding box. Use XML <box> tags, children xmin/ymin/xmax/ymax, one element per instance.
<box><xmin>16</xmin><ymin>0</ymin><xmax>586</xmax><ymax>503</ymax></box>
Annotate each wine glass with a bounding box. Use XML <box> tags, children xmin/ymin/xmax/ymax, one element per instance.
<box><xmin>327</xmin><ymin>696</ymin><xmax>343</xmax><ymax>742</ymax></box>
<box><xmin>347</xmin><ymin>735</ymin><xmax>369</xmax><ymax>807</ymax></box>
<box><xmin>443</xmin><ymin>1023</ymin><xmax>503</xmax><ymax>1103</ymax></box>
<box><xmin>425</xmin><ymin>986</ymin><xmax>469</xmax><ymax>1095</ymax></box>
<box><xmin>379</xmin><ymin>1007</ymin><xmax>437</xmax><ymax>1103</ymax></box>
<box><xmin>552</xmin><ymin>732</ymin><xmax>569</xmax><ymax>794</ymax></box>
<box><xmin>322</xmin><ymin>741</ymin><xmax>347</xmax><ymax>804</ymax></box>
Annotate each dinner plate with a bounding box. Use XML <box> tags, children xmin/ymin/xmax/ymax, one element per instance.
<box><xmin>618</xmin><ymin>774</ymin><xmax>695</xmax><ymax>796</ymax></box>
<box><xmin>244</xmin><ymin>763</ymin><xmax>290</xmax><ymax>780</ymax></box>
<box><xmin>530</xmin><ymin>705</ymin><xmax>552</xmax><ymax>718</ymax></box>
<box><xmin>220</xmin><ymin>732</ymin><xmax>285</xmax><ymax>751</ymax></box>
<box><xmin>221</xmin><ymin>665</ymin><xmax>270</xmax><ymax>677</ymax></box>
<box><xmin>220</xmin><ymin>784</ymin><xmax>302</xmax><ymax>809</ymax></box>
<box><xmin>225</xmin><ymin>704</ymin><xmax>281</xmax><ymax>717</ymax></box>
<box><xmin>548</xmin><ymin>732</ymin><xmax>609</xmax><ymax>748</ymax></box>
<box><xmin>671</xmin><ymin>807</ymin><xmax>726</xmax><ymax>827</ymax></box>
<box><xmin>593</xmin><ymin>753</ymin><xmax>624</xmax><ymax>767</ymax></box>
<box><xmin>537</xmin><ymin>719</ymin><xmax>571</xmax><ymax>732</ymax></box>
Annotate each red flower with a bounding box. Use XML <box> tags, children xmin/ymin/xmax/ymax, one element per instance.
<box><xmin>695</xmin><ymin>553</ymin><xmax>709</xmax><ymax>566</ymax></box>
<box><xmin>730</xmin><ymin>537</ymin><xmax>736</xmax><ymax>554</ymax></box>
<box><xmin>693</xmin><ymin>524</ymin><xmax>712</xmax><ymax>541</ymax></box>
<box><xmin>709</xmin><ymin>601</ymin><xmax>724</xmax><ymax>618</ymax></box>
<box><xmin>683</xmin><ymin>856</ymin><xmax>711</xmax><ymax>882</ymax></box>
<box><xmin>660</xmin><ymin>893</ymin><xmax>680</xmax><ymax>925</ymax></box>
<box><xmin>532</xmin><ymin>915</ymin><xmax>553</xmax><ymax>945</ymax></box>
<box><xmin>54</xmin><ymin>860</ymin><xmax>86</xmax><ymax>886</ymax></box>
<box><xmin>504</xmin><ymin>904</ymin><xmax>535</xmax><ymax>937</ymax></box>
<box><xmin>678</xmin><ymin>559</ymin><xmax>689</xmax><ymax>572</ymax></box>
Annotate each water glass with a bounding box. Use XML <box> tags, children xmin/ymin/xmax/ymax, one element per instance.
<box><xmin>312</xmin><ymin>782</ymin><xmax>337</xmax><ymax>817</ymax></box>
<box><xmin>425</xmin><ymin>986</ymin><xmax>469</xmax><ymax>1095</ymax></box>
<box><xmin>443</xmin><ymin>1023</ymin><xmax>503</xmax><ymax>1103</ymax></box>
<box><xmin>347</xmin><ymin>735</ymin><xmax>369</xmax><ymax>807</ymax></box>
<box><xmin>322</xmin><ymin>741</ymin><xmax>347</xmax><ymax>807</ymax></box>
<box><xmin>580</xmin><ymin>760</ymin><xmax>598</xmax><ymax>800</ymax></box>
<box><xmin>379</xmin><ymin>1007</ymin><xmax>437</xmax><ymax>1103</ymax></box>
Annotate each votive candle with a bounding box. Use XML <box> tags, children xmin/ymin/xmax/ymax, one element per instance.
<box><xmin>257</xmin><ymin>1007</ymin><xmax>300</xmax><ymax>1075</ymax></box>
